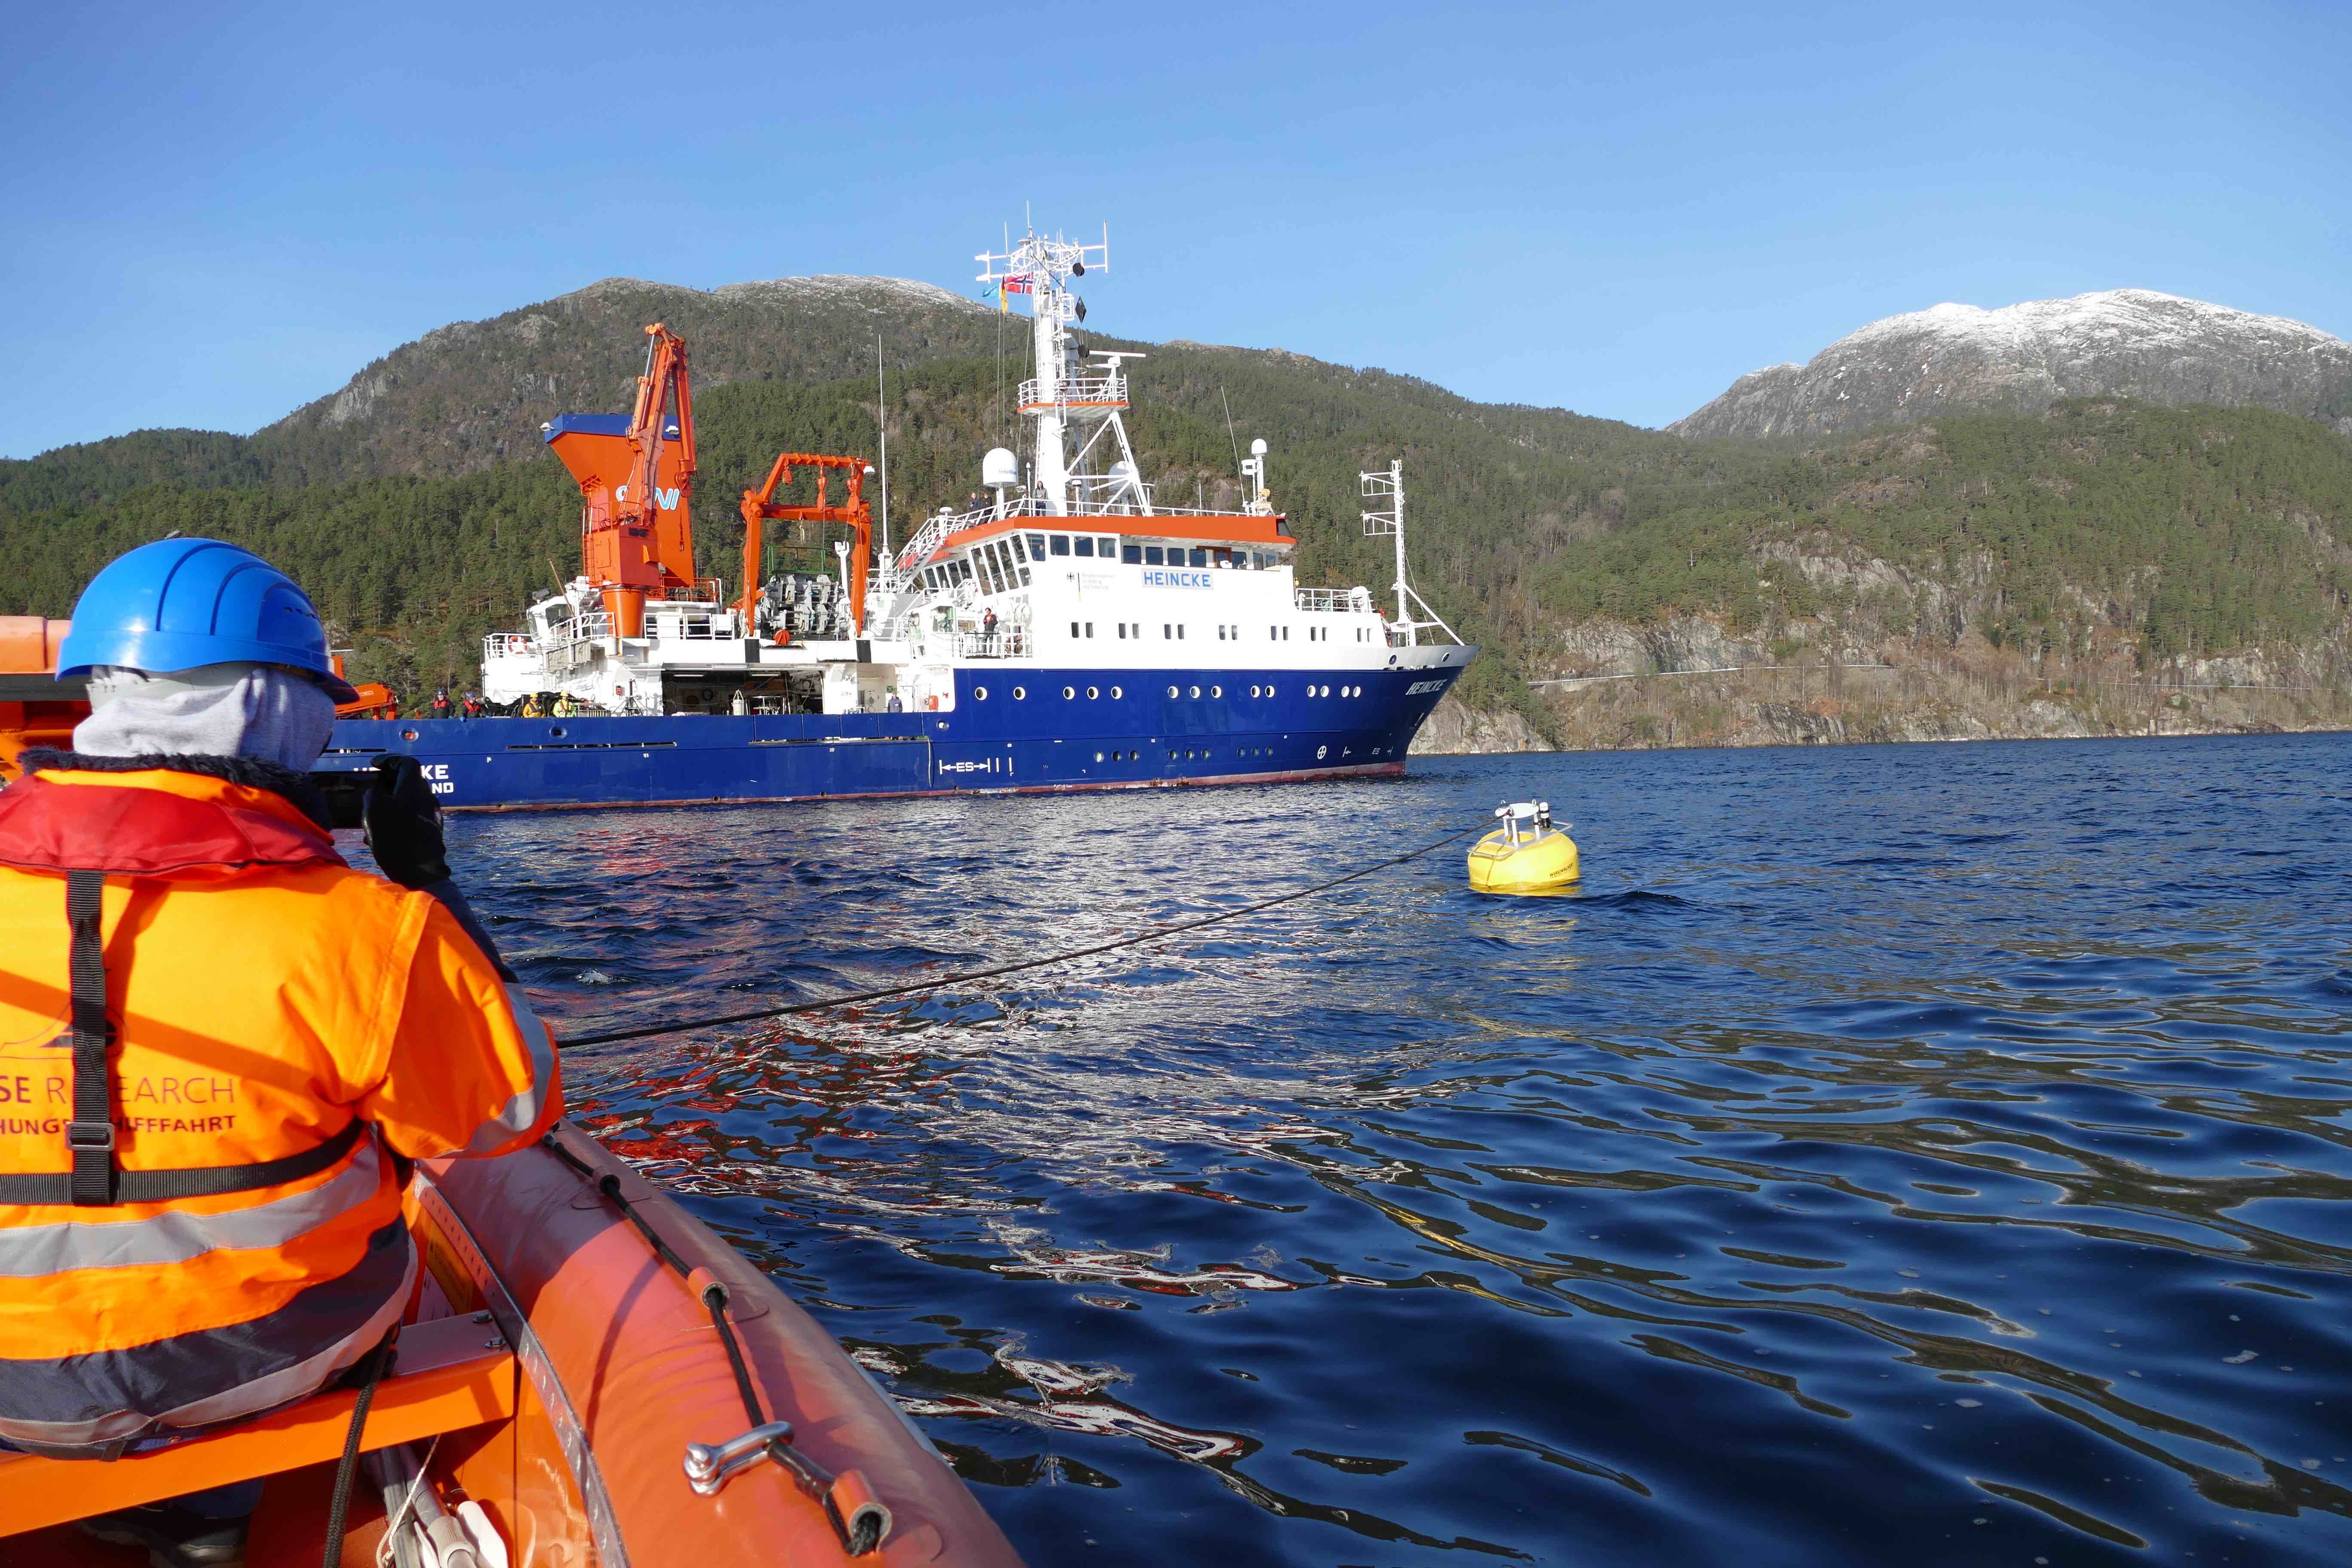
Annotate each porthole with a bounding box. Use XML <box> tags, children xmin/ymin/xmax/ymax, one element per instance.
<box><xmin>403</xmin><ymin>729</ymin><xmax>422</xmax><ymax>741</ymax></box>
<box><xmin>1188</xmin><ymin>685</ymin><xmax>1201</xmax><ymax>699</ymax></box>
<box><xmin>974</xmin><ymin>686</ymin><xmax>989</xmax><ymax>700</ymax></box>
<box><xmin>1267</xmin><ymin>685</ymin><xmax>1277</xmax><ymax>697</ymax></box>
<box><xmin>1087</xmin><ymin>686</ymin><xmax>1099</xmax><ymax>700</ymax></box>
<box><xmin>1167</xmin><ymin>685</ymin><xmax>1179</xmax><ymax>698</ymax></box>
<box><xmin>1013</xmin><ymin>686</ymin><xmax>1027</xmax><ymax>700</ymax></box>
<box><xmin>1317</xmin><ymin>744</ymin><xmax>1329</xmax><ymax>760</ymax></box>
<box><xmin>1110</xmin><ymin>685</ymin><xmax>1123</xmax><ymax>698</ymax></box>
<box><xmin>1062</xmin><ymin>685</ymin><xmax>1076</xmax><ymax>700</ymax></box>
<box><xmin>1094</xmin><ymin>751</ymin><xmax>1105</xmax><ymax>763</ymax></box>
<box><xmin>1210</xmin><ymin>685</ymin><xmax>1223</xmax><ymax>698</ymax></box>
<box><xmin>1249</xmin><ymin>684</ymin><xmax>1261</xmax><ymax>698</ymax></box>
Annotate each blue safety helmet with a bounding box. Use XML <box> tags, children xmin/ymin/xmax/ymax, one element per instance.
<box><xmin>56</xmin><ymin>538</ymin><xmax>360</xmax><ymax>702</ymax></box>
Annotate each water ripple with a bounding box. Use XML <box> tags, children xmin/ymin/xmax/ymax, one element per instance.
<box><xmin>373</xmin><ymin>733</ymin><xmax>2352</xmax><ymax>1566</ymax></box>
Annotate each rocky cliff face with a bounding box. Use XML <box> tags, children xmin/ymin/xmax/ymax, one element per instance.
<box><xmin>1672</xmin><ymin>290</ymin><xmax>2352</xmax><ymax>442</ymax></box>
<box><xmin>1410</xmin><ymin>693</ymin><xmax>1553</xmax><ymax>755</ymax></box>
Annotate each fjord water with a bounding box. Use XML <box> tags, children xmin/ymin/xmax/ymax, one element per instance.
<box><xmin>432</xmin><ymin>733</ymin><xmax>2352</xmax><ymax>1566</ymax></box>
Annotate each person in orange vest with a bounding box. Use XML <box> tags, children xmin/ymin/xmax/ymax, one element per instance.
<box><xmin>0</xmin><ymin>539</ymin><xmax>561</xmax><ymax>1565</ymax></box>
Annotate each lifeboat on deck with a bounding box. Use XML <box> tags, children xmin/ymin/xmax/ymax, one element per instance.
<box><xmin>1467</xmin><ymin>801</ymin><xmax>1580</xmax><ymax>894</ymax></box>
<box><xmin>5</xmin><ymin>1123</ymin><xmax>1025</xmax><ymax>1568</ymax></box>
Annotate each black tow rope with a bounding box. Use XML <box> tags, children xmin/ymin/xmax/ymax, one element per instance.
<box><xmin>558</xmin><ymin>820</ymin><xmax>1486</xmax><ymax>1049</ymax></box>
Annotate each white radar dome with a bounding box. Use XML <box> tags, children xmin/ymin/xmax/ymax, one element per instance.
<box><xmin>1250</xmin><ymin>438</ymin><xmax>1268</xmax><ymax>456</ymax></box>
<box><xmin>982</xmin><ymin>447</ymin><xmax>1020</xmax><ymax>487</ymax></box>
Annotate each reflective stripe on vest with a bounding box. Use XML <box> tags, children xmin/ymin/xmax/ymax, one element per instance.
<box><xmin>0</xmin><ymin>869</ymin><xmax>368</xmax><ymax>1209</ymax></box>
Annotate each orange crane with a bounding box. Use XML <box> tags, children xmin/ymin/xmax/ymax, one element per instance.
<box><xmin>738</xmin><ymin>453</ymin><xmax>873</xmax><ymax>641</ymax></box>
<box><xmin>545</xmin><ymin>324</ymin><xmax>699</xmax><ymax>637</ymax></box>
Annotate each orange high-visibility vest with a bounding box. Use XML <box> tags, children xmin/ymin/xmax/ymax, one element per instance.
<box><xmin>0</xmin><ymin>765</ymin><xmax>562</xmax><ymax>1453</ymax></box>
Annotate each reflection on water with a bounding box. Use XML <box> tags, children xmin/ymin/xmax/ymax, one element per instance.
<box><xmin>402</xmin><ymin>734</ymin><xmax>2352</xmax><ymax>1566</ymax></box>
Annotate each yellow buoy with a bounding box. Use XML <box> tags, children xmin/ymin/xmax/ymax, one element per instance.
<box><xmin>1467</xmin><ymin>801</ymin><xmax>1580</xmax><ymax>894</ymax></box>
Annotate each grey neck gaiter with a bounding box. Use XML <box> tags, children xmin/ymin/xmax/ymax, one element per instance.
<box><xmin>74</xmin><ymin>662</ymin><xmax>338</xmax><ymax>773</ymax></box>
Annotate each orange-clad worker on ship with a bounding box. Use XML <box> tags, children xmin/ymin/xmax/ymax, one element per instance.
<box><xmin>0</xmin><ymin>539</ymin><xmax>563</xmax><ymax>1566</ymax></box>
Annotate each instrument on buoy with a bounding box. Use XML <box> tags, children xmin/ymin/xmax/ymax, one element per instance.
<box><xmin>1467</xmin><ymin>801</ymin><xmax>1580</xmax><ymax>894</ymax></box>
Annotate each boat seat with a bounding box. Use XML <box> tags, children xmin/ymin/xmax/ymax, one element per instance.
<box><xmin>0</xmin><ymin>1314</ymin><xmax>516</xmax><ymax>1537</ymax></box>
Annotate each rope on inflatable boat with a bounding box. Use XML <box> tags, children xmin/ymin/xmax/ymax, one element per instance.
<box><xmin>558</xmin><ymin>818</ymin><xmax>1490</xmax><ymax>1049</ymax></box>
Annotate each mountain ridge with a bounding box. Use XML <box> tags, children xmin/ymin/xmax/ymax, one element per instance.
<box><xmin>1673</xmin><ymin>288</ymin><xmax>2352</xmax><ymax>442</ymax></box>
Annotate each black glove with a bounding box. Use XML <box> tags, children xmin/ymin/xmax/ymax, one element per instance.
<box><xmin>363</xmin><ymin>754</ymin><xmax>451</xmax><ymax>889</ymax></box>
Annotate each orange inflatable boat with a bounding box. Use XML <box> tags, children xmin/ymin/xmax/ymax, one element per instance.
<box><xmin>4</xmin><ymin>1122</ymin><xmax>1026</xmax><ymax>1568</ymax></box>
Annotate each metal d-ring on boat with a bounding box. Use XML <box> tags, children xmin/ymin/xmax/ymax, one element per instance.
<box><xmin>1467</xmin><ymin>801</ymin><xmax>1580</xmax><ymax>894</ymax></box>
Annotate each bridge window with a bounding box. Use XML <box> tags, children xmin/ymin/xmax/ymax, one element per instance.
<box><xmin>1214</xmin><ymin>549</ymin><xmax>1232</xmax><ymax>567</ymax></box>
<box><xmin>1028</xmin><ymin>534</ymin><xmax>1047</xmax><ymax>556</ymax></box>
<box><xmin>1122</xmin><ymin>544</ymin><xmax>1142</xmax><ymax>564</ymax></box>
<box><xmin>1073</xmin><ymin>536</ymin><xmax>1094</xmax><ymax>557</ymax></box>
<box><xmin>1050</xmin><ymin>535</ymin><xmax>1070</xmax><ymax>556</ymax></box>
<box><xmin>1009</xmin><ymin>535</ymin><xmax>1027</xmax><ymax>562</ymax></box>
<box><xmin>1188</xmin><ymin>548</ymin><xmax>1208</xmax><ymax>567</ymax></box>
<box><xmin>1144</xmin><ymin>546</ymin><xmax>1164</xmax><ymax>565</ymax></box>
<box><xmin>1099</xmin><ymin>539</ymin><xmax>1116</xmax><ymax>556</ymax></box>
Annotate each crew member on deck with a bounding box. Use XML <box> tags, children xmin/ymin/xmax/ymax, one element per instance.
<box><xmin>0</xmin><ymin>539</ymin><xmax>563</xmax><ymax>1567</ymax></box>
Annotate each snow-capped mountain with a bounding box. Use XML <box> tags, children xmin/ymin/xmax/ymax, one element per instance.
<box><xmin>1672</xmin><ymin>290</ymin><xmax>2352</xmax><ymax>441</ymax></box>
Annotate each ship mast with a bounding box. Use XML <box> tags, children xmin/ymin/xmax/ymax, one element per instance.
<box><xmin>1361</xmin><ymin>459</ymin><xmax>1461</xmax><ymax>646</ymax></box>
<box><xmin>976</xmin><ymin>224</ymin><xmax>1149</xmax><ymax>516</ymax></box>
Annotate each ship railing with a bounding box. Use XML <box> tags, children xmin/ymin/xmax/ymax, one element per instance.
<box><xmin>650</xmin><ymin>609</ymin><xmax>741</xmax><ymax>640</ymax></box>
<box><xmin>1294</xmin><ymin>588</ymin><xmax>1357</xmax><ymax>613</ymax></box>
<box><xmin>482</xmin><ymin>632</ymin><xmax>539</xmax><ymax>660</ymax></box>
<box><xmin>652</xmin><ymin>577</ymin><xmax>729</xmax><ymax>607</ymax></box>
<box><xmin>558</xmin><ymin>611</ymin><xmax>615</xmax><ymax>646</ymax></box>
<box><xmin>953</xmin><ymin>631</ymin><xmax>1029</xmax><ymax>659</ymax></box>
<box><xmin>1017</xmin><ymin>373</ymin><xmax>1127</xmax><ymax>410</ymax></box>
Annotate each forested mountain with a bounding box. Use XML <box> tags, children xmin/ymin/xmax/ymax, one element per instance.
<box><xmin>5</xmin><ymin>276</ymin><xmax>2350</xmax><ymax>749</ymax></box>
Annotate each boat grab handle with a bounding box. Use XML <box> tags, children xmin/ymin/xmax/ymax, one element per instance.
<box><xmin>683</xmin><ymin>1420</ymin><xmax>794</xmax><ymax>1496</ymax></box>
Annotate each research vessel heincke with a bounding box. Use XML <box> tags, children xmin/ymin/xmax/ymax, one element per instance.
<box><xmin>314</xmin><ymin>226</ymin><xmax>1479</xmax><ymax>811</ymax></box>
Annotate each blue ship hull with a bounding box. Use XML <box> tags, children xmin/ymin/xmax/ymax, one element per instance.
<box><xmin>314</xmin><ymin>661</ymin><xmax>1467</xmax><ymax>811</ymax></box>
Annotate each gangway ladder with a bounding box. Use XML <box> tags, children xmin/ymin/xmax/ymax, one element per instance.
<box><xmin>1360</xmin><ymin>459</ymin><xmax>1461</xmax><ymax>647</ymax></box>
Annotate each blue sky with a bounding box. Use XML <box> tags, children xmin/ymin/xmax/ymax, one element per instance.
<box><xmin>3</xmin><ymin>0</ymin><xmax>2345</xmax><ymax>458</ymax></box>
